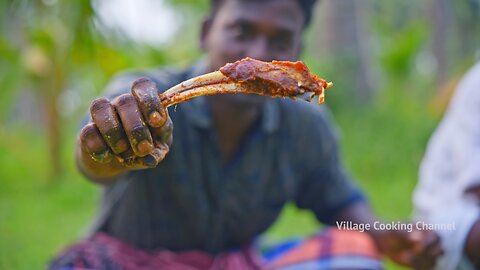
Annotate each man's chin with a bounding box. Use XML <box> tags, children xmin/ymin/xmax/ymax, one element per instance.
<box><xmin>213</xmin><ymin>94</ymin><xmax>267</xmax><ymax>108</ymax></box>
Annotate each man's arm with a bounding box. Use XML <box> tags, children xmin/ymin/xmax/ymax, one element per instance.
<box><xmin>465</xmin><ymin>219</ymin><xmax>480</xmax><ymax>267</ymax></box>
<box><xmin>412</xmin><ymin>63</ymin><xmax>480</xmax><ymax>269</ymax></box>
<box><xmin>464</xmin><ymin>186</ymin><xmax>480</xmax><ymax>267</ymax></box>
<box><xmin>77</xmin><ymin>78</ymin><xmax>173</xmax><ymax>185</ymax></box>
<box><xmin>334</xmin><ymin>201</ymin><xmax>443</xmax><ymax>269</ymax></box>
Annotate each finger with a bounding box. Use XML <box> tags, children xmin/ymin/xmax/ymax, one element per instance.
<box><xmin>409</xmin><ymin>229</ymin><xmax>423</xmax><ymax>242</ymax></box>
<box><xmin>131</xmin><ymin>77</ymin><xmax>167</xmax><ymax>128</ymax></box>
<box><xmin>413</xmin><ymin>231</ymin><xmax>439</xmax><ymax>255</ymax></box>
<box><xmin>425</xmin><ymin>237</ymin><xmax>444</xmax><ymax>258</ymax></box>
<box><xmin>112</xmin><ymin>93</ymin><xmax>154</xmax><ymax>157</ymax></box>
<box><xmin>391</xmin><ymin>252</ymin><xmax>414</xmax><ymax>267</ymax></box>
<box><xmin>116</xmin><ymin>148</ymin><xmax>167</xmax><ymax>169</ymax></box>
<box><xmin>142</xmin><ymin>147</ymin><xmax>169</xmax><ymax>167</ymax></box>
<box><xmin>79</xmin><ymin>122</ymin><xmax>112</xmax><ymax>163</ymax></box>
<box><xmin>411</xmin><ymin>234</ymin><xmax>443</xmax><ymax>270</ymax></box>
<box><xmin>412</xmin><ymin>250</ymin><xmax>439</xmax><ymax>270</ymax></box>
<box><xmin>151</xmin><ymin>115</ymin><xmax>173</xmax><ymax>146</ymax></box>
<box><xmin>428</xmin><ymin>243</ymin><xmax>444</xmax><ymax>259</ymax></box>
<box><xmin>90</xmin><ymin>98</ymin><xmax>129</xmax><ymax>154</ymax></box>
<box><xmin>412</xmin><ymin>257</ymin><xmax>436</xmax><ymax>270</ymax></box>
<box><xmin>400</xmin><ymin>230</ymin><xmax>424</xmax><ymax>254</ymax></box>
<box><xmin>425</xmin><ymin>231</ymin><xmax>440</xmax><ymax>247</ymax></box>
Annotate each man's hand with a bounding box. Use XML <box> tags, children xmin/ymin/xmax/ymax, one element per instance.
<box><xmin>77</xmin><ymin>77</ymin><xmax>173</xmax><ymax>182</ymax></box>
<box><xmin>465</xmin><ymin>219</ymin><xmax>480</xmax><ymax>267</ymax></box>
<box><xmin>374</xmin><ymin>229</ymin><xmax>443</xmax><ymax>270</ymax></box>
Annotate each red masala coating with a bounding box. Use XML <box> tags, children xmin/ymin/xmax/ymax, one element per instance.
<box><xmin>219</xmin><ymin>57</ymin><xmax>328</xmax><ymax>97</ymax></box>
<box><xmin>159</xmin><ymin>57</ymin><xmax>331</xmax><ymax>108</ymax></box>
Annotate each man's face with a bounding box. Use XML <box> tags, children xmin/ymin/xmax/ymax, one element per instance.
<box><xmin>201</xmin><ymin>0</ymin><xmax>305</xmax><ymax>106</ymax></box>
<box><xmin>203</xmin><ymin>0</ymin><xmax>304</xmax><ymax>70</ymax></box>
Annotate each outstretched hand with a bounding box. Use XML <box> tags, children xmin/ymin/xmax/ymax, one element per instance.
<box><xmin>375</xmin><ymin>228</ymin><xmax>443</xmax><ymax>270</ymax></box>
<box><xmin>78</xmin><ymin>78</ymin><xmax>173</xmax><ymax>180</ymax></box>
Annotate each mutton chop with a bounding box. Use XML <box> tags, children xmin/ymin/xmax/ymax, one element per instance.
<box><xmin>119</xmin><ymin>58</ymin><xmax>332</xmax><ymax>166</ymax></box>
<box><xmin>159</xmin><ymin>57</ymin><xmax>333</xmax><ymax>107</ymax></box>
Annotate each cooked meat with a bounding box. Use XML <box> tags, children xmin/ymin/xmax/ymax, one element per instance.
<box><xmin>160</xmin><ymin>57</ymin><xmax>333</xmax><ymax>107</ymax></box>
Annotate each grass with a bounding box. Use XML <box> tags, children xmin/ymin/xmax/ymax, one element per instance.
<box><xmin>0</xmin><ymin>127</ymin><xmax>97</xmax><ymax>269</ymax></box>
<box><xmin>0</xmin><ymin>85</ymin><xmax>440</xmax><ymax>269</ymax></box>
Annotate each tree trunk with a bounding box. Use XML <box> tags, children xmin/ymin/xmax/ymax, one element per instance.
<box><xmin>313</xmin><ymin>0</ymin><xmax>377</xmax><ymax>104</ymax></box>
<box><xmin>45</xmin><ymin>92</ymin><xmax>61</xmax><ymax>178</ymax></box>
<box><xmin>430</xmin><ymin>0</ymin><xmax>451</xmax><ymax>87</ymax></box>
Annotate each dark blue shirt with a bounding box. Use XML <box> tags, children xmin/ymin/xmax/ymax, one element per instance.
<box><xmin>89</xmin><ymin>62</ymin><xmax>365</xmax><ymax>254</ymax></box>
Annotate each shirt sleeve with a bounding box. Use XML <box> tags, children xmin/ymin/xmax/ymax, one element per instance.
<box><xmin>294</xmin><ymin>105</ymin><xmax>366</xmax><ymax>225</ymax></box>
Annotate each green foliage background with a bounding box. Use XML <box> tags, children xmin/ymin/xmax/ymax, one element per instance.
<box><xmin>0</xmin><ymin>0</ymin><xmax>478</xmax><ymax>269</ymax></box>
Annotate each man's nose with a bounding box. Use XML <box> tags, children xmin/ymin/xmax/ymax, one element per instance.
<box><xmin>245</xmin><ymin>37</ymin><xmax>272</xmax><ymax>62</ymax></box>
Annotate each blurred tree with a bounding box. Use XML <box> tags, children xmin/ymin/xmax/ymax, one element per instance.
<box><xmin>451</xmin><ymin>0</ymin><xmax>480</xmax><ymax>67</ymax></box>
<box><xmin>1</xmin><ymin>0</ymin><xmax>478</xmax><ymax>178</ymax></box>
<box><xmin>430</xmin><ymin>0</ymin><xmax>450</xmax><ymax>86</ymax></box>
<box><xmin>313</xmin><ymin>0</ymin><xmax>378</xmax><ymax>105</ymax></box>
<box><xmin>0</xmin><ymin>0</ymin><xmax>191</xmax><ymax>179</ymax></box>
<box><xmin>0</xmin><ymin>2</ymin><xmax>27</xmax><ymax>120</ymax></box>
<box><xmin>429</xmin><ymin>0</ymin><xmax>480</xmax><ymax>84</ymax></box>
<box><xmin>0</xmin><ymin>0</ymin><xmax>189</xmax><ymax>179</ymax></box>
<box><xmin>5</xmin><ymin>0</ymin><xmax>97</xmax><ymax>177</ymax></box>
<box><xmin>427</xmin><ymin>0</ymin><xmax>480</xmax><ymax>114</ymax></box>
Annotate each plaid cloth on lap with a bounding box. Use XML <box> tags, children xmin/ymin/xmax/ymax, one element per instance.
<box><xmin>263</xmin><ymin>228</ymin><xmax>383</xmax><ymax>270</ymax></box>
<box><xmin>49</xmin><ymin>233</ymin><xmax>261</xmax><ymax>270</ymax></box>
<box><xmin>49</xmin><ymin>229</ymin><xmax>382</xmax><ymax>270</ymax></box>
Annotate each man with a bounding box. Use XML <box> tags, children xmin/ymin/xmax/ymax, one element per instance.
<box><xmin>51</xmin><ymin>0</ymin><xmax>439</xmax><ymax>269</ymax></box>
<box><xmin>413</xmin><ymin>62</ymin><xmax>480</xmax><ymax>270</ymax></box>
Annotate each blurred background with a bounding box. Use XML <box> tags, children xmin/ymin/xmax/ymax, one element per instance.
<box><xmin>0</xmin><ymin>0</ymin><xmax>479</xmax><ymax>269</ymax></box>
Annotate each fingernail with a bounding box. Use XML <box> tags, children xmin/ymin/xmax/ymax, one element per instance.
<box><xmin>142</xmin><ymin>155</ymin><xmax>157</xmax><ymax>167</ymax></box>
<box><xmin>143</xmin><ymin>147</ymin><xmax>168</xmax><ymax>166</ymax></box>
<box><xmin>115</xmin><ymin>139</ymin><xmax>128</xmax><ymax>153</ymax></box>
<box><xmin>137</xmin><ymin>140</ymin><xmax>153</xmax><ymax>155</ymax></box>
<box><xmin>149</xmin><ymin>111</ymin><xmax>164</xmax><ymax>127</ymax></box>
<box><xmin>157</xmin><ymin>143</ymin><xmax>169</xmax><ymax>152</ymax></box>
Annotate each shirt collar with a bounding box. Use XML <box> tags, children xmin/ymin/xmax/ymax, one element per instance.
<box><xmin>183</xmin><ymin>60</ymin><xmax>280</xmax><ymax>134</ymax></box>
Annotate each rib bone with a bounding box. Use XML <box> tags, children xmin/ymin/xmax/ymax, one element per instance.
<box><xmin>159</xmin><ymin>57</ymin><xmax>333</xmax><ymax>107</ymax></box>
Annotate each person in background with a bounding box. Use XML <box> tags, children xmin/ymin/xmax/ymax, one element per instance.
<box><xmin>413</xmin><ymin>62</ymin><xmax>480</xmax><ymax>270</ymax></box>
<box><xmin>51</xmin><ymin>0</ymin><xmax>441</xmax><ymax>269</ymax></box>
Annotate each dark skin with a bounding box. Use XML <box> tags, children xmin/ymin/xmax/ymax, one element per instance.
<box><xmin>200</xmin><ymin>0</ymin><xmax>303</xmax><ymax>162</ymax></box>
<box><xmin>463</xmin><ymin>186</ymin><xmax>480</xmax><ymax>267</ymax></box>
<box><xmin>77</xmin><ymin>78</ymin><xmax>173</xmax><ymax>183</ymax></box>
<box><xmin>416</xmin><ymin>186</ymin><xmax>480</xmax><ymax>268</ymax></box>
<box><xmin>335</xmin><ymin>202</ymin><xmax>443</xmax><ymax>269</ymax></box>
<box><xmin>466</xmin><ymin>220</ymin><xmax>480</xmax><ymax>267</ymax></box>
<box><xmin>76</xmin><ymin>0</ymin><xmax>442</xmax><ymax>268</ymax></box>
